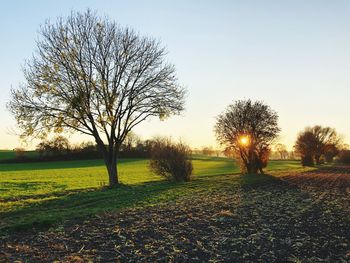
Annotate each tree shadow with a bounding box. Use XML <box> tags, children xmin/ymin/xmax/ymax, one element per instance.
<box><xmin>0</xmin><ymin>175</ymin><xmax>233</xmax><ymax>233</ymax></box>
<box><xmin>0</xmin><ymin>181</ymin><xmax>76</xmax><ymax>202</ymax></box>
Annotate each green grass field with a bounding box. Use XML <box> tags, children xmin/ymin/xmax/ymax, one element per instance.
<box><xmin>0</xmin><ymin>155</ymin><xmax>301</xmax><ymax>232</ymax></box>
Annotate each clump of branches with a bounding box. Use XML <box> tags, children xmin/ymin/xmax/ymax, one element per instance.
<box><xmin>150</xmin><ymin>138</ymin><xmax>193</xmax><ymax>182</ymax></box>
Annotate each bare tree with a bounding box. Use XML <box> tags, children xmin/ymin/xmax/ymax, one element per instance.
<box><xmin>215</xmin><ymin>100</ymin><xmax>280</xmax><ymax>174</ymax></box>
<box><xmin>294</xmin><ymin>131</ymin><xmax>318</xmax><ymax>166</ymax></box>
<box><xmin>274</xmin><ymin>143</ymin><xmax>288</xmax><ymax>159</ymax></box>
<box><xmin>310</xmin><ymin>126</ymin><xmax>341</xmax><ymax>164</ymax></box>
<box><xmin>8</xmin><ymin>10</ymin><xmax>185</xmax><ymax>187</ymax></box>
<box><xmin>294</xmin><ymin>125</ymin><xmax>342</xmax><ymax>165</ymax></box>
<box><xmin>201</xmin><ymin>146</ymin><xmax>214</xmax><ymax>156</ymax></box>
<box><xmin>121</xmin><ymin>132</ymin><xmax>141</xmax><ymax>152</ymax></box>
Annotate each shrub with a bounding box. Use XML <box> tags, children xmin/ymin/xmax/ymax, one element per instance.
<box><xmin>150</xmin><ymin>138</ymin><xmax>193</xmax><ymax>182</ymax></box>
<box><xmin>256</xmin><ymin>146</ymin><xmax>270</xmax><ymax>173</ymax></box>
<box><xmin>337</xmin><ymin>150</ymin><xmax>350</xmax><ymax>164</ymax></box>
<box><xmin>301</xmin><ymin>155</ymin><xmax>314</xmax><ymax>166</ymax></box>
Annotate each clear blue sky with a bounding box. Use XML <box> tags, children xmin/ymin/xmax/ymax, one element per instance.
<box><xmin>1</xmin><ymin>0</ymin><xmax>350</xmax><ymax>149</ymax></box>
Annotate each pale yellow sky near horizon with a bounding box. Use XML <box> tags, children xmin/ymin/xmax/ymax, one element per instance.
<box><xmin>1</xmin><ymin>1</ymin><xmax>350</xmax><ymax>151</ymax></box>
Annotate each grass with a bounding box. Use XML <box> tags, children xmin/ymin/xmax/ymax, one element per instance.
<box><xmin>0</xmin><ymin>155</ymin><xmax>301</xmax><ymax>233</ymax></box>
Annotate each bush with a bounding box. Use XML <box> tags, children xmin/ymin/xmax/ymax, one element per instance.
<box><xmin>337</xmin><ymin>150</ymin><xmax>350</xmax><ymax>164</ymax></box>
<box><xmin>14</xmin><ymin>148</ymin><xmax>26</xmax><ymax>158</ymax></box>
<box><xmin>301</xmin><ymin>155</ymin><xmax>314</xmax><ymax>166</ymax></box>
<box><xmin>150</xmin><ymin>138</ymin><xmax>193</xmax><ymax>182</ymax></box>
<box><xmin>256</xmin><ymin>147</ymin><xmax>270</xmax><ymax>173</ymax></box>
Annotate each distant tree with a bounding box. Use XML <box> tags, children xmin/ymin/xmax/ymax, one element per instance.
<box><xmin>120</xmin><ymin>132</ymin><xmax>141</xmax><ymax>152</ymax></box>
<box><xmin>324</xmin><ymin>143</ymin><xmax>339</xmax><ymax>163</ymax></box>
<box><xmin>288</xmin><ymin>150</ymin><xmax>296</xmax><ymax>160</ymax></box>
<box><xmin>77</xmin><ymin>141</ymin><xmax>97</xmax><ymax>153</ymax></box>
<box><xmin>8</xmin><ymin>10</ymin><xmax>185</xmax><ymax>187</ymax></box>
<box><xmin>51</xmin><ymin>136</ymin><xmax>71</xmax><ymax>154</ymax></box>
<box><xmin>294</xmin><ymin>125</ymin><xmax>341</xmax><ymax>166</ymax></box>
<box><xmin>338</xmin><ymin>150</ymin><xmax>350</xmax><ymax>164</ymax></box>
<box><xmin>223</xmin><ymin>147</ymin><xmax>235</xmax><ymax>158</ymax></box>
<box><xmin>310</xmin><ymin>126</ymin><xmax>341</xmax><ymax>164</ymax></box>
<box><xmin>37</xmin><ymin>136</ymin><xmax>70</xmax><ymax>157</ymax></box>
<box><xmin>215</xmin><ymin>100</ymin><xmax>280</xmax><ymax>174</ymax></box>
<box><xmin>294</xmin><ymin>131</ymin><xmax>318</xmax><ymax>166</ymax></box>
<box><xmin>150</xmin><ymin>138</ymin><xmax>193</xmax><ymax>182</ymax></box>
<box><xmin>201</xmin><ymin>146</ymin><xmax>214</xmax><ymax>156</ymax></box>
<box><xmin>274</xmin><ymin>143</ymin><xmax>288</xmax><ymax>159</ymax></box>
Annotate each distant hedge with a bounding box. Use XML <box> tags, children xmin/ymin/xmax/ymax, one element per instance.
<box><xmin>0</xmin><ymin>136</ymin><xmax>154</xmax><ymax>164</ymax></box>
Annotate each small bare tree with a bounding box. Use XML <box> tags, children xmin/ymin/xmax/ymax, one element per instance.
<box><xmin>215</xmin><ymin>100</ymin><xmax>280</xmax><ymax>174</ymax></box>
<box><xmin>8</xmin><ymin>10</ymin><xmax>185</xmax><ymax>187</ymax></box>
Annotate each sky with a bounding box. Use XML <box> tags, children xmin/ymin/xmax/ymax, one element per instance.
<box><xmin>0</xmin><ymin>0</ymin><xmax>350</xmax><ymax>150</ymax></box>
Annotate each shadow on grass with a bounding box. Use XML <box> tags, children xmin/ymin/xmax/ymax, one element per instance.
<box><xmin>238</xmin><ymin>172</ymin><xmax>278</xmax><ymax>186</ymax></box>
<box><xmin>0</xmin><ymin>181</ymin><xmax>75</xmax><ymax>202</ymax></box>
<box><xmin>0</xmin><ymin>174</ymin><xmax>240</xmax><ymax>234</ymax></box>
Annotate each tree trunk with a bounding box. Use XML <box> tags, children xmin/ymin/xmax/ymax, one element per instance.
<box><xmin>246</xmin><ymin>160</ymin><xmax>258</xmax><ymax>174</ymax></box>
<box><xmin>95</xmin><ymin>140</ymin><xmax>119</xmax><ymax>187</ymax></box>
<box><xmin>246</xmin><ymin>149</ymin><xmax>258</xmax><ymax>174</ymax></box>
<box><xmin>107</xmin><ymin>156</ymin><xmax>119</xmax><ymax>187</ymax></box>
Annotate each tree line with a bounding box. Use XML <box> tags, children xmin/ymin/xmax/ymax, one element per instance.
<box><xmin>7</xmin><ymin>134</ymin><xmax>154</xmax><ymax>163</ymax></box>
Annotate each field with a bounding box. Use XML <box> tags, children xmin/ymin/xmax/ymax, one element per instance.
<box><xmin>0</xmin><ymin>156</ymin><xmax>349</xmax><ymax>262</ymax></box>
<box><xmin>0</xmin><ymin>156</ymin><xmax>298</xmax><ymax>232</ymax></box>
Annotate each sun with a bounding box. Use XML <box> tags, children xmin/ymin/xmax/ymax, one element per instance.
<box><xmin>239</xmin><ymin>135</ymin><xmax>250</xmax><ymax>146</ymax></box>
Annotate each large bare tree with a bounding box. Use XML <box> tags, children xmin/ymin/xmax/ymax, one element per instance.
<box><xmin>8</xmin><ymin>10</ymin><xmax>185</xmax><ymax>187</ymax></box>
<box><xmin>215</xmin><ymin>100</ymin><xmax>280</xmax><ymax>174</ymax></box>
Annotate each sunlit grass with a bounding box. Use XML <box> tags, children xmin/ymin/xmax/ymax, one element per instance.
<box><xmin>0</xmin><ymin>156</ymin><xmax>302</xmax><ymax>232</ymax></box>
